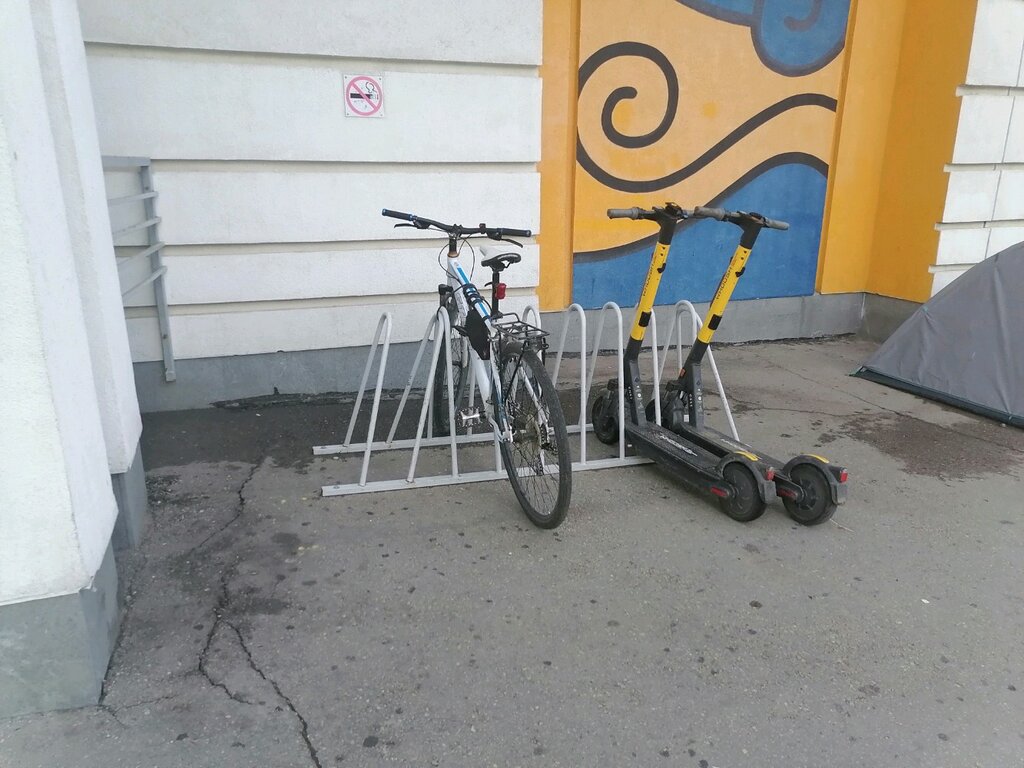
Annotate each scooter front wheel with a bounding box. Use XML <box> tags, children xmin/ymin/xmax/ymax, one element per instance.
<box><xmin>591</xmin><ymin>392</ymin><xmax>619</xmax><ymax>445</ymax></box>
<box><xmin>718</xmin><ymin>463</ymin><xmax>767</xmax><ymax>523</ymax></box>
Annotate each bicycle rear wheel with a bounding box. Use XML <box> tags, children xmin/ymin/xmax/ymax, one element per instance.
<box><xmin>497</xmin><ymin>344</ymin><xmax>571</xmax><ymax>528</ymax></box>
<box><xmin>432</xmin><ymin>303</ymin><xmax>467</xmax><ymax>437</ymax></box>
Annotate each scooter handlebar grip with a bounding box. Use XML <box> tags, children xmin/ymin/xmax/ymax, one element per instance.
<box><xmin>764</xmin><ymin>217</ymin><xmax>789</xmax><ymax>231</ymax></box>
<box><xmin>692</xmin><ymin>206</ymin><xmax>726</xmax><ymax>221</ymax></box>
<box><xmin>607</xmin><ymin>207</ymin><xmax>642</xmax><ymax>219</ymax></box>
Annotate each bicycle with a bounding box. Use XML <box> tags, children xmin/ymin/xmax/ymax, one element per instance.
<box><xmin>381</xmin><ymin>208</ymin><xmax>572</xmax><ymax>528</ymax></box>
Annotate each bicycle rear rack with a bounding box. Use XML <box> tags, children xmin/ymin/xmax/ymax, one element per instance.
<box><xmin>314</xmin><ymin>302</ymin><xmax>739</xmax><ymax>497</ymax></box>
<box><xmin>493</xmin><ymin>314</ymin><xmax>549</xmax><ymax>349</ymax></box>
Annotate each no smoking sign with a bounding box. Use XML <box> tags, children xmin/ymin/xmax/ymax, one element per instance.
<box><xmin>344</xmin><ymin>74</ymin><xmax>384</xmax><ymax>118</ymax></box>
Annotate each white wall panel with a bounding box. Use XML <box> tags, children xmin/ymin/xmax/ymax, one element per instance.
<box><xmin>137</xmin><ymin>246</ymin><xmax>541</xmax><ymax>306</ymax></box>
<box><xmin>985</xmin><ymin>225</ymin><xmax>1024</xmax><ymax>255</ymax></box>
<box><xmin>87</xmin><ymin>54</ymin><xmax>540</xmax><ymax>163</ymax></box>
<box><xmin>929</xmin><ymin>269</ymin><xmax>960</xmax><ymax>294</ymax></box>
<box><xmin>934</xmin><ymin>227</ymin><xmax>989</xmax><ymax>266</ymax></box>
<box><xmin>126</xmin><ymin>295</ymin><xmax>538</xmax><ymax>361</ymax></box>
<box><xmin>950</xmin><ymin>94</ymin><xmax>1013</xmax><ymax>164</ymax></box>
<box><xmin>941</xmin><ymin>171</ymin><xmax>999</xmax><ymax>222</ymax></box>
<box><xmin>992</xmin><ymin>170</ymin><xmax>1024</xmax><ymax>219</ymax></box>
<box><xmin>78</xmin><ymin>0</ymin><xmax>542</xmax><ymax>65</ymax></box>
<box><xmin>935</xmin><ymin>0</ymin><xmax>1024</xmax><ymax>295</ymax></box>
<box><xmin>1002</xmin><ymin>97</ymin><xmax>1024</xmax><ymax>162</ymax></box>
<box><xmin>153</xmin><ymin>169</ymin><xmax>539</xmax><ymax>245</ymax></box>
<box><xmin>84</xmin><ymin>0</ymin><xmax>543</xmax><ymax>361</ymax></box>
<box><xmin>965</xmin><ymin>0</ymin><xmax>1024</xmax><ymax>87</ymax></box>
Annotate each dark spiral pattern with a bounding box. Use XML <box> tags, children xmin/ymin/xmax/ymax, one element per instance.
<box><xmin>576</xmin><ymin>41</ymin><xmax>837</xmax><ymax>193</ymax></box>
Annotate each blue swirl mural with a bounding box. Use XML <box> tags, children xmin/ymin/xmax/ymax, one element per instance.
<box><xmin>571</xmin><ymin>0</ymin><xmax>851</xmax><ymax>309</ymax></box>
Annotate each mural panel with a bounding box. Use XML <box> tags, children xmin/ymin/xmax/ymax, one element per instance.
<box><xmin>572</xmin><ymin>0</ymin><xmax>850</xmax><ymax>308</ymax></box>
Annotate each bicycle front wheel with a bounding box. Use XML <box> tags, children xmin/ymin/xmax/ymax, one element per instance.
<box><xmin>497</xmin><ymin>345</ymin><xmax>572</xmax><ymax>528</ymax></box>
<box><xmin>432</xmin><ymin>303</ymin><xmax>467</xmax><ymax>437</ymax></box>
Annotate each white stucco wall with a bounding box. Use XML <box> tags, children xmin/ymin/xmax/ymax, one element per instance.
<box><xmin>77</xmin><ymin>0</ymin><xmax>543</xmax><ymax>364</ymax></box>
<box><xmin>31</xmin><ymin>0</ymin><xmax>141</xmax><ymax>473</ymax></box>
<box><xmin>934</xmin><ymin>0</ymin><xmax>1024</xmax><ymax>293</ymax></box>
<box><xmin>0</xmin><ymin>0</ymin><xmax>120</xmax><ymax>605</ymax></box>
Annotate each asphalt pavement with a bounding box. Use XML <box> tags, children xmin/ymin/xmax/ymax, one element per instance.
<box><xmin>1</xmin><ymin>337</ymin><xmax>1021</xmax><ymax>768</ymax></box>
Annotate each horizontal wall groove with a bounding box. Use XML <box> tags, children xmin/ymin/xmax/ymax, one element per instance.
<box><xmin>83</xmin><ymin>41</ymin><xmax>539</xmax><ymax>75</ymax></box>
<box><xmin>945</xmin><ymin>162</ymin><xmax>1024</xmax><ymax>172</ymax></box>
<box><xmin>935</xmin><ymin>219</ymin><xmax>1024</xmax><ymax>230</ymax></box>
<box><xmin>155</xmin><ymin>239</ymin><xmax>537</xmax><ymax>255</ymax></box>
<box><xmin>156</xmin><ymin>239</ymin><xmax>454</xmax><ymax>255</ymax></box>
<box><xmin>145</xmin><ymin>159</ymin><xmax>538</xmax><ymax>173</ymax></box>
<box><xmin>928</xmin><ymin>263</ymin><xmax>979</xmax><ymax>273</ymax></box>
<box><xmin>124</xmin><ymin>287</ymin><xmax>537</xmax><ymax>316</ymax></box>
<box><xmin>956</xmin><ymin>83</ymin><xmax>1024</xmax><ymax>97</ymax></box>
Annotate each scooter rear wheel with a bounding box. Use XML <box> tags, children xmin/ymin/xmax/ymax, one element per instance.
<box><xmin>591</xmin><ymin>392</ymin><xmax>619</xmax><ymax>445</ymax></box>
<box><xmin>782</xmin><ymin>463</ymin><xmax>837</xmax><ymax>526</ymax></box>
<box><xmin>718</xmin><ymin>463</ymin><xmax>766</xmax><ymax>523</ymax></box>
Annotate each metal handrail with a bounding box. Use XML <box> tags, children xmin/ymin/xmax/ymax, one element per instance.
<box><xmin>102</xmin><ymin>156</ymin><xmax>175</xmax><ymax>382</ymax></box>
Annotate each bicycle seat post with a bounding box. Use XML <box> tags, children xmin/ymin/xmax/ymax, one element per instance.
<box><xmin>490</xmin><ymin>263</ymin><xmax>504</xmax><ymax>314</ymax></box>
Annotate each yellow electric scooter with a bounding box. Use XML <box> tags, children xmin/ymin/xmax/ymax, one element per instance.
<box><xmin>592</xmin><ymin>203</ymin><xmax>848</xmax><ymax>525</ymax></box>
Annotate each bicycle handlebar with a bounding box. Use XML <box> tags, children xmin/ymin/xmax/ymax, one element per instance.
<box><xmin>382</xmin><ymin>208</ymin><xmax>531</xmax><ymax>239</ymax></box>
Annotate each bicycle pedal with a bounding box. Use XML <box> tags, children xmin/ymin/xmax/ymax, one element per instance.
<box><xmin>457</xmin><ymin>407</ymin><xmax>483</xmax><ymax>428</ymax></box>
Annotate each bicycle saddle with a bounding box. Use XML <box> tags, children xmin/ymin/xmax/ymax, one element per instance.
<box><xmin>481</xmin><ymin>245</ymin><xmax>522</xmax><ymax>271</ymax></box>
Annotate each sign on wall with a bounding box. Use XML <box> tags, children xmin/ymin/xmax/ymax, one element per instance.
<box><xmin>344</xmin><ymin>74</ymin><xmax>385</xmax><ymax>118</ymax></box>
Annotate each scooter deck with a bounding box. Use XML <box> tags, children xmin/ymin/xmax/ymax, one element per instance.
<box><xmin>665</xmin><ymin>420</ymin><xmax>847</xmax><ymax>505</ymax></box>
<box><xmin>674</xmin><ymin>422</ymin><xmax>786</xmax><ymax>471</ymax></box>
<box><xmin>624</xmin><ymin>421</ymin><xmax>735</xmax><ymax>497</ymax></box>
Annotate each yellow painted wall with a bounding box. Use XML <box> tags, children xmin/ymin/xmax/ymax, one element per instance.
<box><xmin>545</xmin><ymin>0</ymin><xmax>976</xmax><ymax>308</ymax></box>
<box><xmin>537</xmin><ymin>0</ymin><xmax>580</xmax><ymax>310</ymax></box>
<box><xmin>569</xmin><ymin>0</ymin><xmax>848</xmax><ymax>308</ymax></box>
<box><xmin>819</xmin><ymin>0</ymin><xmax>977</xmax><ymax>302</ymax></box>
<box><xmin>866</xmin><ymin>0</ymin><xmax>977</xmax><ymax>301</ymax></box>
<box><xmin>817</xmin><ymin>0</ymin><xmax>907</xmax><ymax>294</ymax></box>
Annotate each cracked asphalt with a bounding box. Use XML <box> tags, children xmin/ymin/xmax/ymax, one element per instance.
<box><xmin>1</xmin><ymin>337</ymin><xmax>1022</xmax><ymax>767</ymax></box>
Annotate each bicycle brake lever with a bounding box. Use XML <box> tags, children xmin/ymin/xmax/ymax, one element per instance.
<box><xmin>499</xmin><ymin>237</ymin><xmax>523</xmax><ymax>248</ymax></box>
<box><xmin>393</xmin><ymin>223</ymin><xmax>415</xmax><ymax>228</ymax></box>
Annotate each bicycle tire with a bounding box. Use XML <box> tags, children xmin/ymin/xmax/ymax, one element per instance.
<box><xmin>496</xmin><ymin>344</ymin><xmax>572</xmax><ymax>528</ymax></box>
<box><xmin>432</xmin><ymin>303</ymin><xmax>467</xmax><ymax>437</ymax></box>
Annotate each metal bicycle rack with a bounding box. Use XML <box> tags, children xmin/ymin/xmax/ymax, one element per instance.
<box><xmin>655</xmin><ymin>300</ymin><xmax>740</xmax><ymax>440</ymax></box>
<box><xmin>314</xmin><ymin>301</ymin><xmax>739</xmax><ymax>497</ymax></box>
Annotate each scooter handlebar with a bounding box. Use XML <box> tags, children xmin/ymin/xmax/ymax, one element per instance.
<box><xmin>691</xmin><ymin>206</ymin><xmax>727</xmax><ymax>221</ymax></box>
<box><xmin>607</xmin><ymin>207</ymin><xmax>644</xmax><ymax>219</ymax></box>
<box><xmin>692</xmin><ymin>206</ymin><xmax>789</xmax><ymax>230</ymax></box>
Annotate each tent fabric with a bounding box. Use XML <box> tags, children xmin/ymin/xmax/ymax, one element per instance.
<box><xmin>853</xmin><ymin>242</ymin><xmax>1024</xmax><ymax>427</ymax></box>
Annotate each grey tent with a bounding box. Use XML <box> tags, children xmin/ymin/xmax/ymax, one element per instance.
<box><xmin>854</xmin><ymin>243</ymin><xmax>1024</xmax><ymax>426</ymax></box>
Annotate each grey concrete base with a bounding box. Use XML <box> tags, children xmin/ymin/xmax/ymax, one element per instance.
<box><xmin>544</xmin><ymin>291</ymin><xmax>865</xmax><ymax>355</ymax></box>
<box><xmin>133</xmin><ymin>344</ymin><xmax>426</xmax><ymax>412</ymax></box>
<box><xmin>133</xmin><ymin>293</ymin><xmax>867</xmax><ymax>412</ymax></box>
<box><xmin>861</xmin><ymin>293</ymin><xmax>920</xmax><ymax>342</ymax></box>
<box><xmin>0</xmin><ymin>544</ymin><xmax>120</xmax><ymax>718</ymax></box>
<box><xmin>111</xmin><ymin>441</ymin><xmax>147</xmax><ymax>550</ymax></box>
